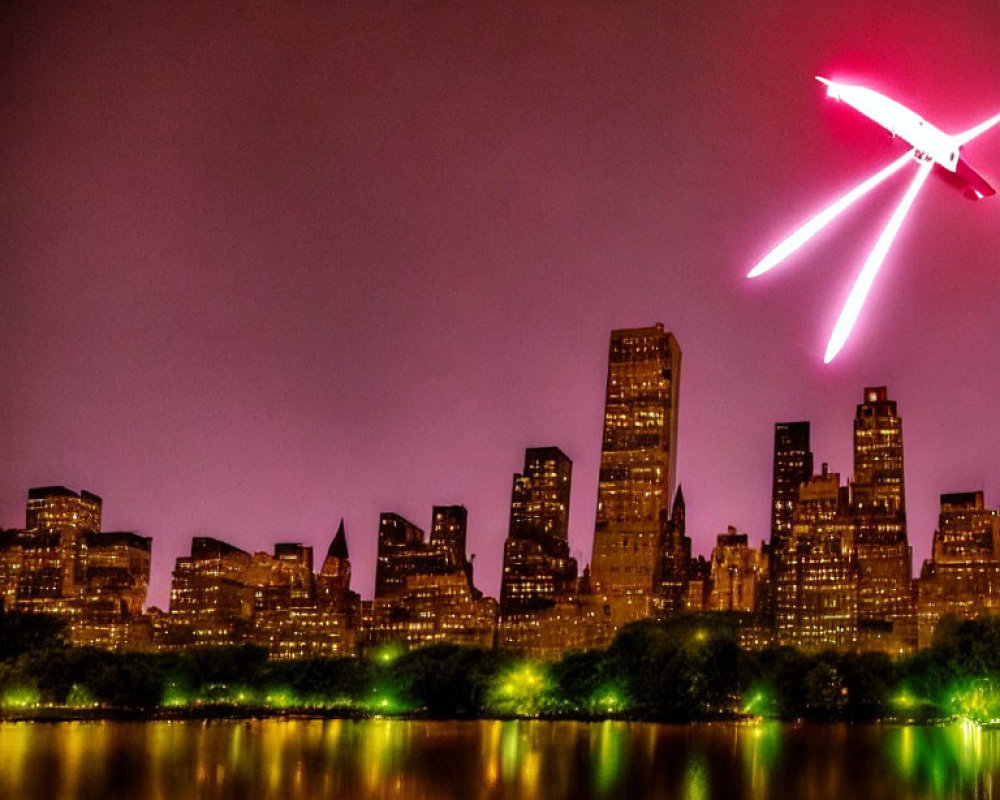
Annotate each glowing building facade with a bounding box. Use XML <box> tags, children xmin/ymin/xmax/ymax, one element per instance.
<box><xmin>590</xmin><ymin>324</ymin><xmax>682</xmax><ymax>631</ymax></box>
<box><xmin>0</xmin><ymin>487</ymin><xmax>151</xmax><ymax>650</ymax></box>
<box><xmin>165</xmin><ymin>537</ymin><xmax>255</xmax><ymax>649</ymax></box>
<box><xmin>365</xmin><ymin>509</ymin><xmax>496</xmax><ymax>651</ymax></box>
<box><xmin>500</xmin><ymin>447</ymin><xmax>575</xmax><ymax>614</ymax></box>
<box><xmin>917</xmin><ymin>492</ymin><xmax>1000</xmax><ymax>648</ymax></box>
<box><xmin>851</xmin><ymin>386</ymin><xmax>916</xmax><ymax>653</ymax></box>
<box><xmin>497</xmin><ymin>447</ymin><xmax>611</xmax><ymax>658</ymax></box>
<box><xmin>708</xmin><ymin>527</ymin><xmax>763</xmax><ymax>613</ymax></box>
<box><xmin>775</xmin><ymin>465</ymin><xmax>859</xmax><ymax>650</ymax></box>
<box><xmin>163</xmin><ymin>526</ymin><xmax>359</xmax><ymax>657</ymax></box>
<box><xmin>761</xmin><ymin>422</ymin><xmax>814</xmax><ymax>630</ymax></box>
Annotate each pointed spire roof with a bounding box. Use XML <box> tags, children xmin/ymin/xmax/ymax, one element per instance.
<box><xmin>326</xmin><ymin>519</ymin><xmax>349</xmax><ymax>561</ymax></box>
<box><xmin>672</xmin><ymin>484</ymin><xmax>685</xmax><ymax>511</ymax></box>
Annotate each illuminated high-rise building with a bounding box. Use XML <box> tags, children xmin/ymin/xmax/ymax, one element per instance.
<box><xmin>250</xmin><ymin>543</ymin><xmax>316</xmax><ymax>611</ymax></box>
<box><xmin>375</xmin><ymin>513</ymin><xmax>438</xmax><ymax>598</ymax></box>
<box><xmin>16</xmin><ymin>486</ymin><xmax>103</xmax><ymax>606</ymax></box>
<box><xmin>917</xmin><ymin>492</ymin><xmax>1000</xmax><ymax>648</ymax></box>
<box><xmin>498</xmin><ymin>447</ymin><xmax>596</xmax><ymax>658</ymax></box>
<box><xmin>26</xmin><ymin>486</ymin><xmax>102</xmax><ymax>534</ymax></box>
<box><xmin>165</xmin><ymin>537</ymin><xmax>254</xmax><ymax>649</ymax></box>
<box><xmin>851</xmin><ymin>386</ymin><xmax>915</xmax><ymax>653</ymax></box>
<box><xmin>761</xmin><ymin>422</ymin><xmax>814</xmax><ymax>629</ymax></box>
<box><xmin>248</xmin><ymin>537</ymin><xmax>358</xmax><ymax>659</ymax></box>
<box><xmin>366</xmin><ymin>509</ymin><xmax>496</xmax><ymax>651</ymax></box>
<box><xmin>852</xmin><ymin>387</ymin><xmax>905</xmax><ymax>513</ymax></box>
<box><xmin>590</xmin><ymin>324</ymin><xmax>681</xmax><ymax>630</ymax></box>
<box><xmin>0</xmin><ymin>487</ymin><xmax>151</xmax><ymax>650</ymax></box>
<box><xmin>71</xmin><ymin>531</ymin><xmax>152</xmax><ymax>649</ymax></box>
<box><xmin>500</xmin><ymin>447</ymin><xmax>575</xmax><ymax>614</ymax></box>
<box><xmin>770</xmin><ymin>423</ymin><xmax>814</xmax><ymax>545</ymax></box>
<box><xmin>775</xmin><ymin>464</ymin><xmax>859</xmax><ymax>650</ymax></box>
<box><xmin>430</xmin><ymin>505</ymin><xmax>468</xmax><ymax>573</ymax></box>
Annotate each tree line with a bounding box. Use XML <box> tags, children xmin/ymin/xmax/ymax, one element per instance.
<box><xmin>1</xmin><ymin>610</ymin><xmax>998</xmax><ymax>722</ymax></box>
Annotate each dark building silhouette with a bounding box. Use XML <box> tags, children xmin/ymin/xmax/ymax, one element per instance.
<box><xmin>654</xmin><ymin>486</ymin><xmax>691</xmax><ymax>613</ymax></box>
<box><xmin>590</xmin><ymin>324</ymin><xmax>682</xmax><ymax>631</ymax></box>
<box><xmin>500</xmin><ymin>446</ymin><xmax>575</xmax><ymax>614</ymax></box>
<box><xmin>318</xmin><ymin>519</ymin><xmax>352</xmax><ymax>601</ymax></box>
<box><xmin>770</xmin><ymin>423</ymin><xmax>814</xmax><ymax>545</ymax></box>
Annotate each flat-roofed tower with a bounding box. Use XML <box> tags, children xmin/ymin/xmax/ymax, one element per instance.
<box><xmin>590</xmin><ymin>324</ymin><xmax>681</xmax><ymax>629</ymax></box>
<box><xmin>851</xmin><ymin>386</ymin><xmax>915</xmax><ymax>653</ymax></box>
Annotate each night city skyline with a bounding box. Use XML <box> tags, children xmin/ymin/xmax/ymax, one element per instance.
<box><xmin>0</xmin><ymin>366</ymin><xmax>994</xmax><ymax>617</ymax></box>
<box><xmin>3</xmin><ymin>0</ymin><xmax>999</xmax><ymax>615</ymax></box>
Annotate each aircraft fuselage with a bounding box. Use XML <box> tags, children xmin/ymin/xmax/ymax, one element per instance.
<box><xmin>817</xmin><ymin>78</ymin><xmax>959</xmax><ymax>170</ymax></box>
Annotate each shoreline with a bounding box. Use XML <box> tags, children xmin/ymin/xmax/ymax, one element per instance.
<box><xmin>0</xmin><ymin>705</ymin><xmax>953</xmax><ymax>726</ymax></box>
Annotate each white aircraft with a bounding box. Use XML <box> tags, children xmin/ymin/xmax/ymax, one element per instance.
<box><xmin>748</xmin><ymin>78</ymin><xmax>1000</xmax><ymax>362</ymax></box>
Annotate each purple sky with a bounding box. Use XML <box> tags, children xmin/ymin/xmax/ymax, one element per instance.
<box><xmin>3</xmin><ymin>1</ymin><xmax>999</xmax><ymax>609</ymax></box>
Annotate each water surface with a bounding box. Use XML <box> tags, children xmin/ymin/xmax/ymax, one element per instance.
<box><xmin>0</xmin><ymin>718</ymin><xmax>996</xmax><ymax>800</ymax></box>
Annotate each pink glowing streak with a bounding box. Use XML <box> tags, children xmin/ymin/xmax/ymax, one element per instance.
<box><xmin>747</xmin><ymin>78</ymin><xmax>999</xmax><ymax>362</ymax></box>
<box><xmin>746</xmin><ymin>151</ymin><xmax>914</xmax><ymax>278</ymax></box>
<box><xmin>823</xmin><ymin>159</ymin><xmax>933</xmax><ymax>363</ymax></box>
<box><xmin>956</xmin><ymin>111</ymin><xmax>1000</xmax><ymax>146</ymax></box>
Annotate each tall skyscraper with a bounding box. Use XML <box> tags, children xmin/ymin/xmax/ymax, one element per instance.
<box><xmin>430</xmin><ymin>505</ymin><xmax>470</xmax><ymax>577</ymax></box>
<box><xmin>498</xmin><ymin>447</ymin><xmax>610</xmax><ymax>658</ymax></box>
<box><xmin>18</xmin><ymin>486</ymin><xmax>103</xmax><ymax>605</ymax></box>
<box><xmin>770</xmin><ymin>422</ymin><xmax>814</xmax><ymax>545</ymax></box>
<box><xmin>374</xmin><ymin>513</ymin><xmax>432</xmax><ymax>598</ymax></box>
<box><xmin>762</xmin><ymin>422</ymin><xmax>814</xmax><ymax>629</ymax></box>
<box><xmin>500</xmin><ymin>446</ymin><xmax>575</xmax><ymax>614</ymax></box>
<box><xmin>853</xmin><ymin>387</ymin><xmax>906</xmax><ymax>514</ymax></box>
<box><xmin>851</xmin><ymin>386</ymin><xmax>915</xmax><ymax>653</ymax></box>
<box><xmin>590</xmin><ymin>324</ymin><xmax>681</xmax><ymax>629</ymax></box>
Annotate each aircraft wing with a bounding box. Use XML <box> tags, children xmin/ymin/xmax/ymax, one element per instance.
<box><xmin>955</xmin><ymin>111</ymin><xmax>1000</xmax><ymax>146</ymax></box>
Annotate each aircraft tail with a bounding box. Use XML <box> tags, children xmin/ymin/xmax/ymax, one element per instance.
<box><xmin>955</xmin><ymin>157</ymin><xmax>996</xmax><ymax>200</ymax></box>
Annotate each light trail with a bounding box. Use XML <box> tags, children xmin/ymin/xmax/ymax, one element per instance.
<box><xmin>747</xmin><ymin>78</ymin><xmax>998</xmax><ymax>362</ymax></box>
<box><xmin>823</xmin><ymin>159</ymin><xmax>933</xmax><ymax>363</ymax></box>
<box><xmin>747</xmin><ymin>151</ymin><xmax>915</xmax><ymax>278</ymax></box>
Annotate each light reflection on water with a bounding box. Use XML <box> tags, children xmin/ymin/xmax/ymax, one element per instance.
<box><xmin>0</xmin><ymin>718</ymin><xmax>998</xmax><ymax>800</ymax></box>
